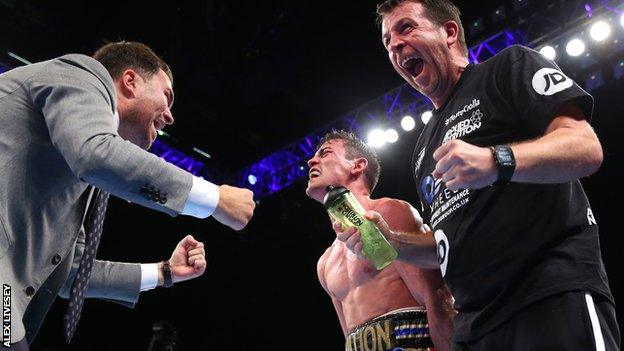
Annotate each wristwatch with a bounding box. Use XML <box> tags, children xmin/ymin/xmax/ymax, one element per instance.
<box><xmin>491</xmin><ymin>145</ymin><xmax>516</xmax><ymax>185</ymax></box>
<box><xmin>162</xmin><ymin>260</ymin><xmax>173</xmax><ymax>288</ymax></box>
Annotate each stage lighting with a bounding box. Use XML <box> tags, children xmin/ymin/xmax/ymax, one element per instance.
<box><xmin>614</xmin><ymin>60</ymin><xmax>624</xmax><ymax>80</ymax></box>
<box><xmin>470</xmin><ymin>18</ymin><xmax>485</xmax><ymax>37</ymax></box>
<box><xmin>248</xmin><ymin>174</ymin><xmax>257</xmax><ymax>185</ymax></box>
<box><xmin>421</xmin><ymin>111</ymin><xmax>433</xmax><ymax>124</ymax></box>
<box><xmin>590</xmin><ymin>21</ymin><xmax>611</xmax><ymax>41</ymax></box>
<box><xmin>584</xmin><ymin>71</ymin><xmax>605</xmax><ymax>92</ymax></box>
<box><xmin>512</xmin><ymin>0</ymin><xmax>529</xmax><ymax>11</ymax></box>
<box><xmin>385</xmin><ymin>129</ymin><xmax>399</xmax><ymax>143</ymax></box>
<box><xmin>620</xmin><ymin>13</ymin><xmax>624</xmax><ymax>28</ymax></box>
<box><xmin>491</xmin><ymin>5</ymin><xmax>506</xmax><ymax>24</ymax></box>
<box><xmin>368</xmin><ymin>129</ymin><xmax>386</xmax><ymax>148</ymax></box>
<box><xmin>401</xmin><ymin>115</ymin><xmax>416</xmax><ymax>131</ymax></box>
<box><xmin>539</xmin><ymin>45</ymin><xmax>557</xmax><ymax>60</ymax></box>
<box><xmin>566</xmin><ymin>39</ymin><xmax>585</xmax><ymax>57</ymax></box>
<box><xmin>192</xmin><ymin>146</ymin><xmax>211</xmax><ymax>159</ymax></box>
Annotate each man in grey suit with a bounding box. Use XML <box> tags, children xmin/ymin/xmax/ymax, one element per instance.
<box><xmin>0</xmin><ymin>41</ymin><xmax>256</xmax><ymax>349</ymax></box>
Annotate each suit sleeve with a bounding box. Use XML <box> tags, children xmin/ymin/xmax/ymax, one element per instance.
<box><xmin>28</xmin><ymin>57</ymin><xmax>193</xmax><ymax>216</ymax></box>
<box><xmin>58</xmin><ymin>225</ymin><xmax>141</xmax><ymax>307</ymax></box>
<box><xmin>86</xmin><ymin>260</ymin><xmax>141</xmax><ymax>307</ymax></box>
<box><xmin>57</xmin><ymin>260</ymin><xmax>142</xmax><ymax>308</ymax></box>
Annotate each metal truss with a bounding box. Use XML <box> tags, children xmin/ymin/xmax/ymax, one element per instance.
<box><xmin>149</xmin><ymin>139</ymin><xmax>226</xmax><ymax>183</ymax></box>
<box><xmin>149</xmin><ymin>139</ymin><xmax>205</xmax><ymax>176</ymax></box>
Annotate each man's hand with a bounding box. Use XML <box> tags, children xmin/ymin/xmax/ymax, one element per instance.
<box><xmin>163</xmin><ymin>235</ymin><xmax>207</xmax><ymax>284</ymax></box>
<box><xmin>334</xmin><ymin>211</ymin><xmax>440</xmax><ymax>268</ymax></box>
<box><xmin>333</xmin><ymin>211</ymin><xmax>395</xmax><ymax>258</ymax></box>
<box><xmin>333</xmin><ymin>222</ymin><xmax>364</xmax><ymax>258</ymax></box>
<box><xmin>432</xmin><ymin>139</ymin><xmax>497</xmax><ymax>190</ymax></box>
<box><xmin>212</xmin><ymin>185</ymin><xmax>255</xmax><ymax>231</ymax></box>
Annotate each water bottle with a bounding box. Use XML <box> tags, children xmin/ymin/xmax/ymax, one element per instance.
<box><xmin>323</xmin><ymin>185</ymin><xmax>398</xmax><ymax>270</ymax></box>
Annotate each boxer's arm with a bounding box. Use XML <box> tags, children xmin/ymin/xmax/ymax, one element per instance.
<box><xmin>376</xmin><ymin>199</ymin><xmax>454</xmax><ymax>351</ymax></box>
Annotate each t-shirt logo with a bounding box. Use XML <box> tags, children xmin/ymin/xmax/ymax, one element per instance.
<box><xmin>587</xmin><ymin>207</ymin><xmax>597</xmax><ymax>226</ymax></box>
<box><xmin>532</xmin><ymin>68</ymin><xmax>573</xmax><ymax>96</ymax></box>
<box><xmin>414</xmin><ymin>147</ymin><xmax>426</xmax><ymax>175</ymax></box>
<box><xmin>421</xmin><ymin>175</ymin><xmax>442</xmax><ymax>205</ymax></box>
<box><xmin>434</xmin><ymin>229</ymin><xmax>450</xmax><ymax>277</ymax></box>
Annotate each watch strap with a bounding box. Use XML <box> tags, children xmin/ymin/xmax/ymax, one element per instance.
<box><xmin>491</xmin><ymin>145</ymin><xmax>516</xmax><ymax>185</ymax></box>
<box><xmin>162</xmin><ymin>260</ymin><xmax>173</xmax><ymax>288</ymax></box>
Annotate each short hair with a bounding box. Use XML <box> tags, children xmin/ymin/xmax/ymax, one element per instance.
<box><xmin>376</xmin><ymin>0</ymin><xmax>468</xmax><ymax>57</ymax></box>
<box><xmin>93</xmin><ymin>41</ymin><xmax>173</xmax><ymax>84</ymax></box>
<box><xmin>317</xmin><ymin>130</ymin><xmax>381</xmax><ymax>192</ymax></box>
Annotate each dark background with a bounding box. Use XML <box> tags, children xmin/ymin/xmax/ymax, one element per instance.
<box><xmin>0</xmin><ymin>0</ymin><xmax>622</xmax><ymax>349</ymax></box>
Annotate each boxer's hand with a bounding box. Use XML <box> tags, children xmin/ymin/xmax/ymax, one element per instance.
<box><xmin>333</xmin><ymin>211</ymin><xmax>396</xmax><ymax>257</ymax></box>
<box><xmin>432</xmin><ymin>140</ymin><xmax>497</xmax><ymax>190</ymax></box>
<box><xmin>363</xmin><ymin>210</ymin><xmax>397</xmax><ymax>243</ymax></box>
<box><xmin>333</xmin><ymin>221</ymin><xmax>364</xmax><ymax>258</ymax></box>
<box><xmin>212</xmin><ymin>185</ymin><xmax>255</xmax><ymax>230</ymax></box>
<box><xmin>167</xmin><ymin>235</ymin><xmax>207</xmax><ymax>284</ymax></box>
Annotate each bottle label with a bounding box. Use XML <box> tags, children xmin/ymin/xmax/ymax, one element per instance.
<box><xmin>336</xmin><ymin>202</ymin><xmax>364</xmax><ymax>226</ymax></box>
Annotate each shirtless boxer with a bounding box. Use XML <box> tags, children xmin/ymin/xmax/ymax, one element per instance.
<box><xmin>306</xmin><ymin>131</ymin><xmax>455</xmax><ymax>351</ymax></box>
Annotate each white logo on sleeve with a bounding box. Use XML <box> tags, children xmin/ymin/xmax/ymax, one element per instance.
<box><xmin>532</xmin><ymin>68</ymin><xmax>573</xmax><ymax>96</ymax></box>
<box><xmin>434</xmin><ymin>229</ymin><xmax>450</xmax><ymax>277</ymax></box>
<box><xmin>587</xmin><ymin>208</ymin><xmax>597</xmax><ymax>226</ymax></box>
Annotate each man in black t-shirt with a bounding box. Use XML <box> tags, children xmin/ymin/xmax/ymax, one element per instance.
<box><xmin>336</xmin><ymin>0</ymin><xmax>620</xmax><ymax>349</ymax></box>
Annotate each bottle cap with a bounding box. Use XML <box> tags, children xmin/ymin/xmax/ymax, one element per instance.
<box><xmin>323</xmin><ymin>185</ymin><xmax>349</xmax><ymax>209</ymax></box>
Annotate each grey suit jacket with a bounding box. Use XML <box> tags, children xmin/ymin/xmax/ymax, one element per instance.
<box><xmin>0</xmin><ymin>54</ymin><xmax>194</xmax><ymax>343</ymax></box>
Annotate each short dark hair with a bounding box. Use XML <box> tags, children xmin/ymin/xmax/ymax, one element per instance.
<box><xmin>318</xmin><ymin>130</ymin><xmax>381</xmax><ymax>192</ymax></box>
<box><xmin>93</xmin><ymin>41</ymin><xmax>173</xmax><ymax>84</ymax></box>
<box><xmin>376</xmin><ymin>0</ymin><xmax>468</xmax><ymax>57</ymax></box>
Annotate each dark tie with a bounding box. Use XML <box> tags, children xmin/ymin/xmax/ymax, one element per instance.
<box><xmin>63</xmin><ymin>189</ymin><xmax>110</xmax><ymax>343</ymax></box>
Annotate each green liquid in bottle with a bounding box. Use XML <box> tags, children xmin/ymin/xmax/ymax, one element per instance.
<box><xmin>324</xmin><ymin>185</ymin><xmax>398</xmax><ymax>270</ymax></box>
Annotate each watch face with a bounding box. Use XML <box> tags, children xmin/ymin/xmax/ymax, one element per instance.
<box><xmin>499</xmin><ymin>151</ymin><xmax>513</xmax><ymax>163</ymax></box>
<box><xmin>494</xmin><ymin>145</ymin><xmax>515</xmax><ymax>183</ymax></box>
<box><xmin>496</xmin><ymin>146</ymin><xmax>515</xmax><ymax>166</ymax></box>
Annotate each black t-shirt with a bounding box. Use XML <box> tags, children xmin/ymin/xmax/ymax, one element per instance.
<box><xmin>411</xmin><ymin>45</ymin><xmax>613</xmax><ymax>342</ymax></box>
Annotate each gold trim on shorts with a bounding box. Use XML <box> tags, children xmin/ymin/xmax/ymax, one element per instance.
<box><xmin>345</xmin><ymin>309</ymin><xmax>434</xmax><ymax>351</ymax></box>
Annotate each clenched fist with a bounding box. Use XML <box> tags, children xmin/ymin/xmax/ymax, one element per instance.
<box><xmin>212</xmin><ymin>185</ymin><xmax>255</xmax><ymax>230</ymax></box>
<box><xmin>163</xmin><ymin>235</ymin><xmax>207</xmax><ymax>285</ymax></box>
<box><xmin>432</xmin><ymin>139</ymin><xmax>497</xmax><ymax>190</ymax></box>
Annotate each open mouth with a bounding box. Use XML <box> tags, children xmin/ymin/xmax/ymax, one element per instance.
<box><xmin>402</xmin><ymin>57</ymin><xmax>424</xmax><ymax>78</ymax></box>
<box><xmin>153</xmin><ymin>120</ymin><xmax>165</xmax><ymax>131</ymax></box>
<box><xmin>309</xmin><ymin>169</ymin><xmax>321</xmax><ymax>179</ymax></box>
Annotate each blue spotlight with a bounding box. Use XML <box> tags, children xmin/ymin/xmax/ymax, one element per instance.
<box><xmin>248</xmin><ymin>174</ymin><xmax>258</xmax><ymax>185</ymax></box>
